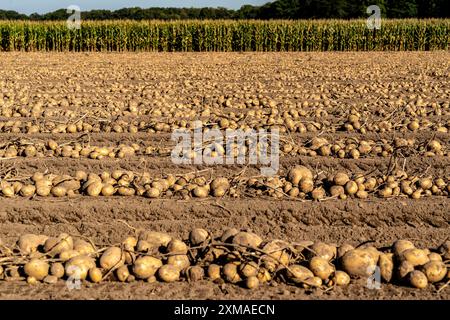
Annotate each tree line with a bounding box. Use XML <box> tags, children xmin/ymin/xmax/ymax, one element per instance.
<box><xmin>0</xmin><ymin>0</ymin><xmax>449</xmax><ymax>20</ymax></box>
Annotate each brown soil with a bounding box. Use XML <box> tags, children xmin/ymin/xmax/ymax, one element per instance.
<box><xmin>0</xmin><ymin>52</ymin><xmax>449</xmax><ymax>300</ymax></box>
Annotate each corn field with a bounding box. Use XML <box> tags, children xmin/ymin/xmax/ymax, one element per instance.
<box><xmin>0</xmin><ymin>19</ymin><xmax>449</xmax><ymax>52</ymax></box>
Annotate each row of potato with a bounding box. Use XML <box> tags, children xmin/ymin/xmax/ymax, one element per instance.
<box><xmin>1</xmin><ymin>112</ymin><xmax>450</xmax><ymax>134</ymax></box>
<box><xmin>1</xmin><ymin>92</ymin><xmax>448</xmax><ymax>120</ymax></box>
<box><xmin>1</xmin><ymin>136</ymin><xmax>448</xmax><ymax>160</ymax></box>
<box><xmin>0</xmin><ymin>166</ymin><xmax>449</xmax><ymax>200</ymax></box>
<box><xmin>1</xmin><ymin>228</ymin><xmax>449</xmax><ymax>290</ymax></box>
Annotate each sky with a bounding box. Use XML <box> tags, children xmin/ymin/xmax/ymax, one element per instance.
<box><xmin>1</xmin><ymin>0</ymin><xmax>270</xmax><ymax>14</ymax></box>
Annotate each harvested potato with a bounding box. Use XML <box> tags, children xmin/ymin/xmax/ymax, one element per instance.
<box><xmin>286</xmin><ymin>265</ymin><xmax>314</xmax><ymax>283</ymax></box>
<box><xmin>65</xmin><ymin>255</ymin><xmax>96</xmax><ymax>280</ymax></box>
<box><xmin>89</xmin><ymin>267</ymin><xmax>103</xmax><ymax>283</ymax></box>
<box><xmin>18</xmin><ymin>234</ymin><xmax>48</xmax><ymax>254</ymax></box>
<box><xmin>438</xmin><ymin>241</ymin><xmax>450</xmax><ymax>260</ymax></box>
<box><xmin>207</xmin><ymin>264</ymin><xmax>221</xmax><ymax>280</ymax></box>
<box><xmin>397</xmin><ymin>260</ymin><xmax>414</xmax><ymax>279</ymax></box>
<box><xmin>189</xmin><ymin>228</ymin><xmax>209</xmax><ymax>246</ymax></box>
<box><xmin>409</xmin><ymin>270</ymin><xmax>428</xmax><ymax>289</ymax></box>
<box><xmin>44</xmin><ymin>233</ymin><xmax>73</xmax><ymax>257</ymax></box>
<box><xmin>309</xmin><ymin>242</ymin><xmax>336</xmax><ymax>261</ymax></box>
<box><xmin>341</xmin><ymin>249</ymin><xmax>377</xmax><ymax>277</ymax></box>
<box><xmin>138</xmin><ymin>231</ymin><xmax>172</xmax><ymax>247</ymax></box>
<box><xmin>232</xmin><ymin>231</ymin><xmax>263</xmax><ymax>249</ymax></box>
<box><xmin>99</xmin><ymin>247</ymin><xmax>125</xmax><ymax>269</ymax></box>
<box><xmin>400</xmin><ymin>248</ymin><xmax>430</xmax><ymax>267</ymax></box>
<box><xmin>337</xmin><ymin>243</ymin><xmax>354</xmax><ymax>259</ymax></box>
<box><xmin>221</xmin><ymin>228</ymin><xmax>239</xmax><ymax>242</ymax></box>
<box><xmin>421</xmin><ymin>261</ymin><xmax>447</xmax><ymax>283</ymax></box>
<box><xmin>133</xmin><ymin>256</ymin><xmax>162</xmax><ymax>279</ymax></box>
<box><xmin>332</xmin><ymin>271</ymin><xmax>351</xmax><ymax>286</ymax></box>
<box><xmin>116</xmin><ymin>265</ymin><xmax>130</xmax><ymax>282</ymax></box>
<box><xmin>50</xmin><ymin>263</ymin><xmax>65</xmax><ymax>278</ymax></box>
<box><xmin>223</xmin><ymin>263</ymin><xmax>242</xmax><ymax>283</ymax></box>
<box><xmin>309</xmin><ymin>257</ymin><xmax>334</xmax><ymax>280</ymax></box>
<box><xmin>24</xmin><ymin>259</ymin><xmax>49</xmax><ymax>281</ymax></box>
<box><xmin>167</xmin><ymin>254</ymin><xmax>190</xmax><ymax>270</ymax></box>
<box><xmin>393</xmin><ymin>240</ymin><xmax>415</xmax><ymax>256</ymax></box>
<box><xmin>157</xmin><ymin>264</ymin><xmax>180</xmax><ymax>283</ymax></box>
<box><xmin>73</xmin><ymin>239</ymin><xmax>95</xmax><ymax>255</ymax></box>
<box><xmin>378</xmin><ymin>253</ymin><xmax>394</xmax><ymax>283</ymax></box>
<box><xmin>239</xmin><ymin>261</ymin><xmax>259</xmax><ymax>278</ymax></box>
<box><xmin>245</xmin><ymin>276</ymin><xmax>260</xmax><ymax>289</ymax></box>
<box><xmin>287</xmin><ymin>166</ymin><xmax>313</xmax><ymax>185</ymax></box>
<box><xmin>185</xmin><ymin>266</ymin><xmax>204</xmax><ymax>282</ymax></box>
<box><xmin>166</xmin><ymin>239</ymin><xmax>188</xmax><ymax>254</ymax></box>
<box><xmin>302</xmin><ymin>276</ymin><xmax>322</xmax><ymax>288</ymax></box>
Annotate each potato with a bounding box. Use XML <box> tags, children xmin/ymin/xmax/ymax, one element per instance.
<box><xmin>65</xmin><ymin>255</ymin><xmax>96</xmax><ymax>280</ymax></box>
<box><xmin>309</xmin><ymin>256</ymin><xmax>334</xmax><ymax>280</ymax></box>
<box><xmin>332</xmin><ymin>271</ymin><xmax>351</xmax><ymax>286</ymax></box>
<box><xmin>185</xmin><ymin>266</ymin><xmax>204</xmax><ymax>282</ymax></box>
<box><xmin>50</xmin><ymin>262</ymin><xmax>65</xmax><ymax>278</ymax></box>
<box><xmin>211</xmin><ymin>177</ymin><xmax>230</xmax><ymax>191</ymax></box>
<box><xmin>189</xmin><ymin>228</ymin><xmax>209</xmax><ymax>246</ymax></box>
<box><xmin>18</xmin><ymin>234</ymin><xmax>48</xmax><ymax>254</ymax></box>
<box><xmin>27</xmin><ymin>276</ymin><xmax>38</xmax><ymax>285</ymax></box>
<box><xmin>261</xmin><ymin>240</ymin><xmax>290</xmax><ymax>272</ymax></box>
<box><xmin>341</xmin><ymin>249</ymin><xmax>377</xmax><ymax>277</ymax></box>
<box><xmin>59</xmin><ymin>250</ymin><xmax>81</xmax><ymax>261</ymax></box>
<box><xmin>122</xmin><ymin>237</ymin><xmax>137</xmax><ymax>251</ymax></box>
<box><xmin>239</xmin><ymin>261</ymin><xmax>259</xmax><ymax>278</ymax></box>
<box><xmin>207</xmin><ymin>264</ymin><xmax>221</xmax><ymax>280</ymax></box>
<box><xmin>116</xmin><ymin>265</ymin><xmax>130</xmax><ymax>282</ymax></box>
<box><xmin>257</xmin><ymin>268</ymin><xmax>272</xmax><ymax>283</ymax></box>
<box><xmin>378</xmin><ymin>253</ymin><xmax>394</xmax><ymax>283</ymax></box>
<box><xmin>400</xmin><ymin>248</ymin><xmax>430</xmax><ymax>267</ymax></box>
<box><xmin>409</xmin><ymin>270</ymin><xmax>428</xmax><ymax>289</ymax></box>
<box><xmin>145</xmin><ymin>187</ymin><xmax>160</xmax><ymax>198</ymax></box>
<box><xmin>167</xmin><ymin>254</ymin><xmax>190</xmax><ymax>270</ymax></box>
<box><xmin>43</xmin><ymin>275</ymin><xmax>58</xmax><ymax>284</ymax></box>
<box><xmin>438</xmin><ymin>241</ymin><xmax>450</xmax><ymax>260</ymax></box>
<box><xmin>24</xmin><ymin>259</ymin><xmax>49</xmax><ymax>281</ymax></box>
<box><xmin>393</xmin><ymin>239</ymin><xmax>415</xmax><ymax>256</ymax></box>
<box><xmin>245</xmin><ymin>276</ymin><xmax>260</xmax><ymax>289</ymax></box>
<box><xmin>20</xmin><ymin>185</ymin><xmax>36</xmax><ymax>197</ymax></box>
<box><xmin>309</xmin><ymin>242</ymin><xmax>336</xmax><ymax>261</ymax></box>
<box><xmin>44</xmin><ymin>233</ymin><xmax>73</xmax><ymax>257</ymax></box>
<box><xmin>421</xmin><ymin>261</ymin><xmax>447</xmax><ymax>283</ymax></box>
<box><xmin>133</xmin><ymin>256</ymin><xmax>162</xmax><ymax>279</ymax></box>
<box><xmin>99</xmin><ymin>247</ymin><xmax>125</xmax><ymax>269</ymax></box>
<box><xmin>397</xmin><ymin>260</ymin><xmax>414</xmax><ymax>279</ymax></box>
<box><xmin>73</xmin><ymin>239</ymin><xmax>95</xmax><ymax>255</ymax></box>
<box><xmin>302</xmin><ymin>276</ymin><xmax>322</xmax><ymax>288</ymax></box>
<box><xmin>333</xmin><ymin>172</ymin><xmax>350</xmax><ymax>186</ymax></box>
<box><xmin>232</xmin><ymin>231</ymin><xmax>263</xmax><ymax>249</ymax></box>
<box><xmin>287</xmin><ymin>166</ymin><xmax>313</xmax><ymax>185</ymax></box>
<box><xmin>86</xmin><ymin>181</ymin><xmax>103</xmax><ymax>196</ymax></box>
<box><xmin>101</xmin><ymin>184</ymin><xmax>115</xmax><ymax>196</ymax></box>
<box><xmin>166</xmin><ymin>239</ymin><xmax>188</xmax><ymax>254</ymax></box>
<box><xmin>337</xmin><ymin>243</ymin><xmax>354</xmax><ymax>259</ymax></box>
<box><xmin>51</xmin><ymin>186</ymin><xmax>67</xmax><ymax>197</ymax></box>
<box><xmin>158</xmin><ymin>264</ymin><xmax>180</xmax><ymax>283</ymax></box>
<box><xmin>286</xmin><ymin>265</ymin><xmax>314</xmax><ymax>283</ymax></box>
<box><xmin>221</xmin><ymin>228</ymin><xmax>239</xmax><ymax>242</ymax></box>
<box><xmin>428</xmin><ymin>253</ymin><xmax>442</xmax><ymax>262</ymax></box>
<box><xmin>138</xmin><ymin>231</ymin><xmax>172</xmax><ymax>247</ymax></box>
<box><xmin>223</xmin><ymin>263</ymin><xmax>242</xmax><ymax>283</ymax></box>
<box><xmin>89</xmin><ymin>267</ymin><xmax>103</xmax><ymax>283</ymax></box>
